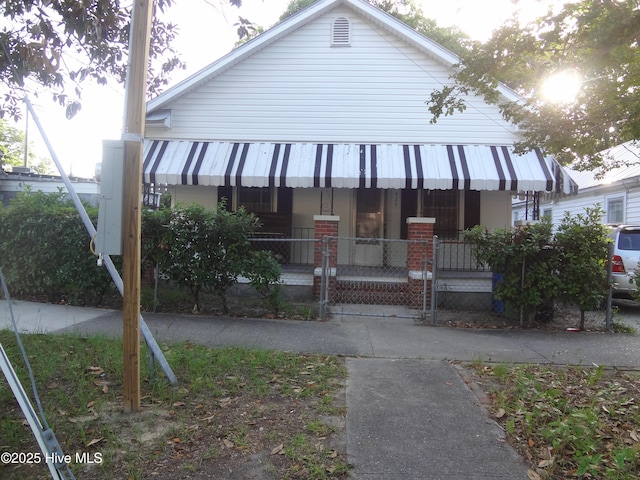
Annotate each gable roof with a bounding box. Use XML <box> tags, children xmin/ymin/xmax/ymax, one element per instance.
<box><xmin>147</xmin><ymin>0</ymin><xmax>522</xmax><ymax>113</ymax></box>
<box><xmin>565</xmin><ymin>142</ymin><xmax>640</xmax><ymax>190</ymax></box>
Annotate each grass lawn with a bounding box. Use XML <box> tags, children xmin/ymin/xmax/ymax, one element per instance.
<box><xmin>0</xmin><ymin>331</ymin><xmax>349</xmax><ymax>479</ymax></box>
<box><xmin>464</xmin><ymin>362</ymin><xmax>640</xmax><ymax>480</ymax></box>
<box><xmin>2</xmin><ymin>330</ymin><xmax>640</xmax><ymax>479</ymax></box>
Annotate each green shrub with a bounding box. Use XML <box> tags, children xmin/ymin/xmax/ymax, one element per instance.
<box><xmin>161</xmin><ymin>201</ymin><xmax>263</xmax><ymax>313</ymax></box>
<box><xmin>466</xmin><ymin>209</ymin><xmax>609</xmax><ymax>329</ymax></box>
<box><xmin>466</xmin><ymin>219</ymin><xmax>559</xmax><ymax>325</ymax></box>
<box><xmin>244</xmin><ymin>250</ymin><xmax>284</xmax><ymax>314</ymax></box>
<box><xmin>0</xmin><ymin>188</ymin><xmax>114</xmax><ymax>304</ymax></box>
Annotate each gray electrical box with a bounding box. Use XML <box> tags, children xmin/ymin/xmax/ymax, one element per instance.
<box><xmin>96</xmin><ymin>140</ymin><xmax>125</xmax><ymax>256</ymax></box>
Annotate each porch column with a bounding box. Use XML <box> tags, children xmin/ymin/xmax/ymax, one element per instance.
<box><xmin>406</xmin><ymin>217</ymin><xmax>435</xmax><ymax>308</ymax></box>
<box><xmin>313</xmin><ymin>215</ymin><xmax>339</xmax><ymax>300</ymax></box>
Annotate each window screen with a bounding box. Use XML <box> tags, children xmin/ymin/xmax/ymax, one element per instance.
<box><xmin>607</xmin><ymin>197</ymin><xmax>624</xmax><ymax>224</ymax></box>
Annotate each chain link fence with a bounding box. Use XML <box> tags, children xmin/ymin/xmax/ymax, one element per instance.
<box><xmin>248</xmin><ymin>236</ymin><xmax>317</xmax><ymax>288</ymax></box>
<box><xmin>432</xmin><ymin>235</ymin><xmax>493</xmax><ymax>312</ymax></box>
<box><xmin>243</xmin><ymin>230</ymin><xmax>616</xmax><ymax>329</ymax></box>
<box><xmin>333</xmin><ymin>236</ymin><xmax>424</xmax><ymax>303</ymax></box>
<box><xmin>432</xmin><ymin>235</ymin><xmax>614</xmax><ymax>329</ymax></box>
<box><xmin>249</xmin><ymin>235</ymin><xmax>430</xmax><ymax>318</ymax></box>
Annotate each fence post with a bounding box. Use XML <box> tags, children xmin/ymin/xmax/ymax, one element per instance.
<box><xmin>406</xmin><ymin>217</ymin><xmax>435</xmax><ymax>310</ymax></box>
<box><xmin>430</xmin><ymin>235</ymin><xmax>439</xmax><ymax>323</ymax></box>
<box><xmin>319</xmin><ymin>236</ymin><xmax>329</xmax><ymax>320</ymax></box>
<box><xmin>606</xmin><ymin>242</ymin><xmax>613</xmax><ymax>331</ymax></box>
<box><xmin>313</xmin><ymin>215</ymin><xmax>339</xmax><ymax>318</ymax></box>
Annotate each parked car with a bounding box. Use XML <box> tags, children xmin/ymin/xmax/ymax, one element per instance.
<box><xmin>608</xmin><ymin>224</ymin><xmax>640</xmax><ymax>298</ymax></box>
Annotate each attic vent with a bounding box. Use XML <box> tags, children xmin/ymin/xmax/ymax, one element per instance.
<box><xmin>331</xmin><ymin>17</ymin><xmax>351</xmax><ymax>46</ymax></box>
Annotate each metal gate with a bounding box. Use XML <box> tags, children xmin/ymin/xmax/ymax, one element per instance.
<box><xmin>318</xmin><ymin>236</ymin><xmax>430</xmax><ymax>320</ymax></box>
<box><xmin>430</xmin><ymin>234</ymin><xmax>495</xmax><ymax>323</ymax></box>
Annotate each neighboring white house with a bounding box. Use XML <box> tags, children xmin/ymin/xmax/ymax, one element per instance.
<box><xmin>143</xmin><ymin>0</ymin><xmax>573</xmax><ymax>270</ymax></box>
<box><xmin>513</xmin><ymin>141</ymin><xmax>640</xmax><ymax>227</ymax></box>
<box><xmin>0</xmin><ymin>167</ymin><xmax>99</xmax><ymax>207</ymax></box>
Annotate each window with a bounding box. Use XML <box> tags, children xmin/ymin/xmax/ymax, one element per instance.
<box><xmin>356</xmin><ymin>188</ymin><xmax>381</xmax><ymax>241</ymax></box>
<box><xmin>542</xmin><ymin>208</ymin><xmax>552</xmax><ymax>220</ymax></box>
<box><xmin>237</xmin><ymin>187</ymin><xmax>275</xmax><ymax>213</ymax></box>
<box><xmin>606</xmin><ymin>196</ymin><xmax>624</xmax><ymax>224</ymax></box>
<box><xmin>331</xmin><ymin>17</ymin><xmax>350</xmax><ymax>46</ymax></box>
<box><xmin>421</xmin><ymin>190</ymin><xmax>458</xmax><ymax>239</ymax></box>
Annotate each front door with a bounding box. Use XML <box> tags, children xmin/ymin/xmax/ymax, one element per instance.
<box><xmin>354</xmin><ymin>189</ymin><xmax>383</xmax><ymax>266</ymax></box>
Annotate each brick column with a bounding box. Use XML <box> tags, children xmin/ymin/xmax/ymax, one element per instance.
<box><xmin>313</xmin><ymin>215</ymin><xmax>339</xmax><ymax>300</ymax></box>
<box><xmin>406</xmin><ymin>217</ymin><xmax>435</xmax><ymax>308</ymax></box>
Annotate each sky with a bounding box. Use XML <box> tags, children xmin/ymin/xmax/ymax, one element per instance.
<box><xmin>22</xmin><ymin>0</ymin><xmax>552</xmax><ymax>178</ymax></box>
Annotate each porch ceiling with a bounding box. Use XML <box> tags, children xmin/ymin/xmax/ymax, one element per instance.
<box><xmin>143</xmin><ymin>141</ymin><xmax>570</xmax><ymax>193</ymax></box>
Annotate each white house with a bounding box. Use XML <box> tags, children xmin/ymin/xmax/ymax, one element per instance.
<box><xmin>143</xmin><ymin>0</ymin><xmax>572</xmax><ymax>276</ymax></box>
<box><xmin>0</xmin><ymin>167</ymin><xmax>99</xmax><ymax>207</ymax></box>
<box><xmin>513</xmin><ymin>141</ymin><xmax>640</xmax><ymax>227</ymax></box>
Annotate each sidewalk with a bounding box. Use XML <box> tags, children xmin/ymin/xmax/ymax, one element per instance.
<box><xmin>346</xmin><ymin>357</ymin><xmax>528</xmax><ymax>479</ymax></box>
<box><xmin>0</xmin><ymin>299</ymin><xmax>116</xmax><ymax>333</ymax></box>
<box><xmin>3</xmin><ymin>299</ymin><xmax>640</xmax><ymax>479</ymax></box>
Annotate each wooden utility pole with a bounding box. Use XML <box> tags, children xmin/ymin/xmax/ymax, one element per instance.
<box><xmin>122</xmin><ymin>0</ymin><xmax>153</xmax><ymax>413</ymax></box>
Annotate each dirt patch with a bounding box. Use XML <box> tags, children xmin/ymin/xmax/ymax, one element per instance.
<box><xmin>432</xmin><ymin>303</ymin><xmax>613</xmax><ymax>332</ymax></box>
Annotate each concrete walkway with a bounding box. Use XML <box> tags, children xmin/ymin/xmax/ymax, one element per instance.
<box><xmin>3</xmin><ymin>299</ymin><xmax>640</xmax><ymax>479</ymax></box>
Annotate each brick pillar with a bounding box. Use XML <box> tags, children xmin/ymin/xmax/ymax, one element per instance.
<box><xmin>313</xmin><ymin>215</ymin><xmax>340</xmax><ymax>300</ymax></box>
<box><xmin>406</xmin><ymin>217</ymin><xmax>435</xmax><ymax>308</ymax></box>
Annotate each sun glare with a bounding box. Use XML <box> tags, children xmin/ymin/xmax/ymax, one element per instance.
<box><xmin>541</xmin><ymin>70</ymin><xmax>583</xmax><ymax>104</ymax></box>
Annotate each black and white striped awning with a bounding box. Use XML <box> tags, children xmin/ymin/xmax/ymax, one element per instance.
<box><xmin>143</xmin><ymin>141</ymin><xmax>570</xmax><ymax>192</ymax></box>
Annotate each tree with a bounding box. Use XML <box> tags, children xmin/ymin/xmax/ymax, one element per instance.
<box><xmin>0</xmin><ymin>119</ymin><xmax>27</xmax><ymax>168</ymax></box>
<box><xmin>0</xmin><ymin>0</ymin><xmax>188</xmax><ymax>120</ymax></box>
<box><xmin>427</xmin><ymin>0</ymin><xmax>640</xmax><ymax>174</ymax></box>
<box><xmin>0</xmin><ymin>118</ymin><xmax>53</xmax><ymax>174</ymax></box>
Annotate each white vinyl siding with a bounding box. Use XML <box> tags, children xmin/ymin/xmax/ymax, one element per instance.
<box><xmin>536</xmin><ymin>188</ymin><xmax>640</xmax><ymax>229</ymax></box>
<box><xmin>152</xmin><ymin>8</ymin><xmax>519</xmax><ymax>145</ymax></box>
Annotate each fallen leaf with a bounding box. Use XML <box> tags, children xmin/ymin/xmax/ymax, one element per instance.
<box><xmin>86</xmin><ymin>401</ymin><xmax>96</xmax><ymax>409</ymax></box>
<box><xmin>631</xmin><ymin>430</ymin><xmax>639</xmax><ymax>442</ymax></box>
<box><xmin>47</xmin><ymin>382</ymin><xmax>58</xmax><ymax>390</ymax></box>
<box><xmin>495</xmin><ymin>408</ymin><xmax>506</xmax><ymax>419</ymax></box>
<box><xmin>86</xmin><ymin>366</ymin><xmax>104</xmax><ymax>376</ymax></box>
<box><xmin>92</xmin><ymin>379</ymin><xmax>113</xmax><ymax>387</ymax></box>
<box><xmin>538</xmin><ymin>458</ymin><xmax>555</xmax><ymax>468</ymax></box>
<box><xmin>102</xmin><ymin>385</ymin><xmax>109</xmax><ymax>394</ymax></box>
<box><xmin>527</xmin><ymin>469</ymin><xmax>542</xmax><ymax>480</ymax></box>
<box><xmin>172</xmin><ymin>401</ymin><xmax>186</xmax><ymax>407</ymax></box>
<box><xmin>271</xmin><ymin>443</ymin><xmax>284</xmax><ymax>455</ymax></box>
<box><xmin>223</xmin><ymin>439</ymin><xmax>234</xmax><ymax>448</ymax></box>
<box><xmin>86</xmin><ymin>438</ymin><xmax>103</xmax><ymax>448</ymax></box>
<box><xmin>528</xmin><ymin>438</ymin><xmax>535</xmax><ymax>447</ymax></box>
<box><xmin>539</xmin><ymin>446</ymin><xmax>554</xmax><ymax>460</ymax></box>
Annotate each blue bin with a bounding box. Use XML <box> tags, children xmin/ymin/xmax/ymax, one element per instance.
<box><xmin>491</xmin><ymin>272</ymin><xmax>504</xmax><ymax>313</ymax></box>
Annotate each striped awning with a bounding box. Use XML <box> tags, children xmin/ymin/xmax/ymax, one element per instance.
<box><xmin>143</xmin><ymin>141</ymin><xmax>564</xmax><ymax>192</ymax></box>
